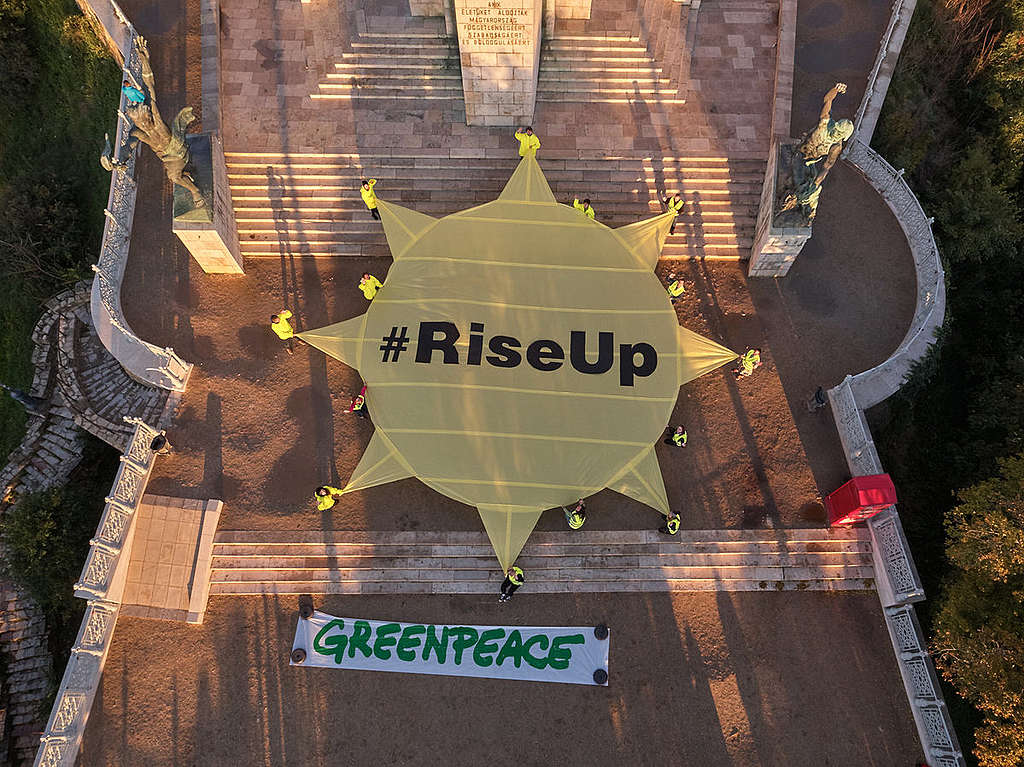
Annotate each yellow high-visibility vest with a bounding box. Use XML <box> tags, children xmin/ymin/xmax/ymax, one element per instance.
<box><xmin>361</xmin><ymin>179</ymin><xmax>378</xmax><ymax>209</ymax></box>
<box><xmin>272</xmin><ymin>309</ymin><xmax>294</xmax><ymax>339</ymax></box>
<box><xmin>573</xmin><ymin>199</ymin><xmax>595</xmax><ymax>219</ymax></box>
<box><xmin>515</xmin><ymin>132</ymin><xmax>540</xmax><ymax>157</ymax></box>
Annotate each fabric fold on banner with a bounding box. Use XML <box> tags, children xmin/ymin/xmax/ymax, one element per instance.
<box><xmin>292</xmin><ymin>611</ymin><xmax>610</xmax><ymax>686</ymax></box>
<box><xmin>299</xmin><ymin>314</ymin><xmax>368</xmax><ymax>370</ymax></box>
<box><xmin>477</xmin><ymin>505</ymin><xmax>545</xmax><ymax>572</ymax></box>
<box><xmin>676</xmin><ymin>325</ymin><xmax>738</xmax><ymax>385</ymax></box>
<box><xmin>606</xmin><ymin>446</ymin><xmax>670</xmax><ymax>515</ymax></box>
<box><xmin>614</xmin><ymin>212</ymin><xmax>675</xmax><ymax>269</ymax></box>
<box><xmin>342</xmin><ymin>430</ymin><xmax>415</xmax><ymax>494</ymax></box>
<box><xmin>378</xmin><ymin>200</ymin><xmax>438</xmax><ymax>260</ymax></box>
<box><xmin>498</xmin><ymin>155</ymin><xmax>557</xmax><ymax>204</ymax></box>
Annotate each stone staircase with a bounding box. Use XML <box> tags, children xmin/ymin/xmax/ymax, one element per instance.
<box><xmin>538</xmin><ymin>34</ymin><xmax>686</xmax><ymax>104</ymax></box>
<box><xmin>209</xmin><ymin>528</ymin><xmax>874</xmax><ymax>595</ymax></box>
<box><xmin>226</xmin><ymin>152</ymin><xmax>760</xmax><ymax>260</ymax></box>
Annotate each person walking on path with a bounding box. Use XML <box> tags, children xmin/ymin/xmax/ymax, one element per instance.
<box><xmin>358</xmin><ymin>273</ymin><xmax>383</xmax><ymax>300</ymax></box>
<box><xmin>564</xmin><ymin>498</ymin><xmax>587</xmax><ymax>530</ymax></box>
<box><xmin>664</xmin><ymin>426</ymin><xmax>687</xmax><ymax>447</ymax></box>
<box><xmin>733</xmin><ymin>348</ymin><xmax>762</xmax><ymax>379</ymax></box>
<box><xmin>314</xmin><ymin>485</ymin><xmax>343</xmax><ymax>511</ymax></box>
<box><xmin>663</xmin><ymin>193</ymin><xmax>684</xmax><ymax>234</ymax></box>
<box><xmin>659</xmin><ymin>512</ymin><xmax>681</xmax><ymax>536</ymax></box>
<box><xmin>345</xmin><ymin>385</ymin><xmax>368</xmax><ymax>419</ymax></box>
<box><xmin>271</xmin><ymin>310</ymin><xmax>300</xmax><ymax>354</ymax></box>
<box><xmin>515</xmin><ymin>126</ymin><xmax>540</xmax><ymax>157</ymax></box>
<box><xmin>666</xmin><ymin>272</ymin><xmax>685</xmax><ymax>303</ymax></box>
<box><xmin>499</xmin><ymin>565</ymin><xmax>525</xmax><ymax>602</ymax></box>
<box><xmin>361</xmin><ymin>178</ymin><xmax>380</xmax><ymax>220</ymax></box>
<box><xmin>572</xmin><ymin>196</ymin><xmax>596</xmax><ymax>220</ymax></box>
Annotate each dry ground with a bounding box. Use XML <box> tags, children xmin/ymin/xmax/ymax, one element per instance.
<box><xmin>82</xmin><ymin>592</ymin><xmax>922</xmax><ymax>766</ymax></box>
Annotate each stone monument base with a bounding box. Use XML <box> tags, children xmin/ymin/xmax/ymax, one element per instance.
<box><xmin>748</xmin><ymin>140</ymin><xmax>812</xmax><ymax>278</ymax></box>
<box><xmin>172</xmin><ymin>132</ymin><xmax>243</xmax><ymax>274</ymax></box>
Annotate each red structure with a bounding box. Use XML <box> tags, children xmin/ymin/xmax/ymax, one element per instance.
<box><xmin>825</xmin><ymin>474</ymin><xmax>897</xmax><ymax>526</ymax></box>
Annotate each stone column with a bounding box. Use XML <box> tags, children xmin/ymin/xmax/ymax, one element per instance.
<box><xmin>748</xmin><ymin>140</ymin><xmax>812</xmax><ymax>278</ymax></box>
<box><xmin>171</xmin><ymin>132</ymin><xmax>244</xmax><ymax>274</ymax></box>
<box><xmin>454</xmin><ymin>0</ymin><xmax>542</xmax><ymax>126</ymax></box>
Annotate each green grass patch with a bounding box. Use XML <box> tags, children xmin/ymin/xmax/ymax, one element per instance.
<box><xmin>0</xmin><ymin>0</ymin><xmax>120</xmax><ymax>459</ymax></box>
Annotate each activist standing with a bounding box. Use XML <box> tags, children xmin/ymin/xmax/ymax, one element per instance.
<box><xmin>314</xmin><ymin>485</ymin><xmax>343</xmax><ymax>511</ymax></box>
<box><xmin>514</xmin><ymin>126</ymin><xmax>541</xmax><ymax>157</ymax></box>
<box><xmin>346</xmin><ymin>385</ymin><xmax>369</xmax><ymax>419</ymax></box>
<box><xmin>361</xmin><ymin>178</ymin><xmax>380</xmax><ymax>220</ymax></box>
<box><xmin>572</xmin><ymin>196</ymin><xmax>596</xmax><ymax>220</ymax></box>
<box><xmin>499</xmin><ymin>564</ymin><xmax>525</xmax><ymax>602</ymax></box>
<box><xmin>271</xmin><ymin>310</ymin><xmax>298</xmax><ymax>354</ymax></box>
<box><xmin>664</xmin><ymin>425</ymin><xmax>687</xmax><ymax>447</ymax></box>
<box><xmin>664</xmin><ymin>192</ymin><xmax>684</xmax><ymax>234</ymax></box>
<box><xmin>659</xmin><ymin>512</ymin><xmax>681</xmax><ymax>536</ymax></box>
<box><xmin>358</xmin><ymin>273</ymin><xmax>383</xmax><ymax>301</ymax></box>
<box><xmin>733</xmin><ymin>348</ymin><xmax>762</xmax><ymax>379</ymax></box>
<box><xmin>564</xmin><ymin>498</ymin><xmax>587</xmax><ymax>530</ymax></box>
<box><xmin>666</xmin><ymin>272</ymin><xmax>685</xmax><ymax>303</ymax></box>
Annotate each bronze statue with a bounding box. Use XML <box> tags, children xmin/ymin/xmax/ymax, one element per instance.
<box><xmin>123</xmin><ymin>36</ymin><xmax>205</xmax><ymax>208</ymax></box>
<box><xmin>779</xmin><ymin>82</ymin><xmax>853</xmax><ymax>222</ymax></box>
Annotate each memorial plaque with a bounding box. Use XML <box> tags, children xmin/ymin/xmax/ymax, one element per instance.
<box><xmin>454</xmin><ymin>0</ymin><xmax>543</xmax><ymax>126</ymax></box>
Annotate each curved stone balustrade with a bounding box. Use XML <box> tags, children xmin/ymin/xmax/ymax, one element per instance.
<box><xmin>843</xmin><ymin>138</ymin><xmax>945</xmax><ymax>409</ymax></box>
<box><xmin>89</xmin><ymin>13</ymin><xmax>192</xmax><ymax>393</ymax></box>
<box><xmin>35</xmin><ymin>418</ymin><xmax>159</xmax><ymax>767</ymax></box>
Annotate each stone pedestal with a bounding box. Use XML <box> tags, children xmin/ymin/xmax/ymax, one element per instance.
<box><xmin>172</xmin><ymin>132</ymin><xmax>243</xmax><ymax>274</ymax></box>
<box><xmin>748</xmin><ymin>140</ymin><xmax>812</xmax><ymax>278</ymax></box>
<box><xmin>454</xmin><ymin>0</ymin><xmax>542</xmax><ymax>126</ymax></box>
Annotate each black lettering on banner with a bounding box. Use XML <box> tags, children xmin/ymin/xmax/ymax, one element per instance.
<box><xmin>486</xmin><ymin>335</ymin><xmax>522</xmax><ymax>367</ymax></box>
<box><xmin>415</xmin><ymin>321</ymin><xmax>461</xmax><ymax>364</ymax></box>
<box><xmin>619</xmin><ymin>342</ymin><xmax>657</xmax><ymax>387</ymax></box>
<box><xmin>569</xmin><ymin>330</ymin><xmax>613</xmax><ymax>374</ymax></box>
<box><xmin>467</xmin><ymin>321</ymin><xmax>485</xmax><ymax>366</ymax></box>
<box><xmin>526</xmin><ymin>340</ymin><xmax>564</xmax><ymax>372</ymax></box>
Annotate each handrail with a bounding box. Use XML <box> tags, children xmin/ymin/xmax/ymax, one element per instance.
<box><xmin>88</xmin><ymin>13</ymin><xmax>193</xmax><ymax>393</ymax></box>
<box><xmin>34</xmin><ymin>418</ymin><xmax>161</xmax><ymax>767</ymax></box>
<box><xmin>843</xmin><ymin>139</ymin><xmax>944</xmax><ymax>408</ymax></box>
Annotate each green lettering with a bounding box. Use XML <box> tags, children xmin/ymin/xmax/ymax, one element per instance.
<box><xmin>397</xmin><ymin>625</ymin><xmax>426</xmax><ymax>661</ymax></box>
<box><xmin>312</xmin><ymin>619</ymin><xmax>346</xmax><ymax>664</ymax></box>
<box><xmin>522</xmin><ymin>634</ymin><xmax>550</xmax><ymax>669</ymax></box>
<box><xmin>449</xmin><ymin>627</ymin><xmax>479</xmax><ymax>665</ymax></box>
<box><xmin>495</xmin><ymin>630</ymin><xmax>524</xmax><ymax>668</ymax></box>
<box><xmin>546</xmin><ymin>634</ymin><xmax>585</xmax><ymax>670</ymax></box>
<box><xmin>422</xmin><ymin>625</ymin><xmax>449</xmax><ymax>663</ymax></box>
<box><xmin>347</xmin><ymin>620</ymin><xmax>373</xmax><ymax>659</ymax></box>
<box><xmin>473</xmin><ymin>628</ymin><xmax>505</xmax><ymax>667</ymax></box>
<box><xmin>373</xmin><ymin>622</ymin><xmax>401</xmax><ymax>661</ymax></box>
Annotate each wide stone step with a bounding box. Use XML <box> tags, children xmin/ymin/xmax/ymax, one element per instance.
<box><xmin>211</xmin><ymin>565</ymin><xmax>875</xmax><ymax>584</ymax></box>
<box><xmin>340</xmin><ymin>49</ymin><xmax>458</xmax><ymax>60</ymax></box>
<box><xmin>214</xmin><ymin>528</ymin><xmax>868</xmax><ymax>545</ymax></box>
<box><xmin>210</xmin><ymin>578</ymin><xmax>869</xmax><ymax>595</ymax></box>
<box><xmin>235</xmin><ymin>218</ymin><xmax>753</xmax><ymax>233</ymax></box>
<box><xmin>236</xmin><ymin>241</ymin><xmax>754</xmax><ymax>259</ymax></box>
<box><xmin>212</xmin><ymin>552</ymin><xmax>871</xmax><ymax>569</ymax></box>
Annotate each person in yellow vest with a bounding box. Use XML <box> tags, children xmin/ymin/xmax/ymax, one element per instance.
<box><xmin>664</xmin><ymin>425</ymin><xmax>687</xmax><ymax>447</ymax></box>
<box><xmin>499</xmin><ymin>564</ymin><xmax>525</xmax><ymax>602</ymax></box>
<box><xmin>666</xmin><ymin>271</ymin><xmax>685</xmax><ymax>303</ymax></box>
<box><xmin>663</xmin><ymin>192</ymin><xmax>685</xmax><ymax>234</ymax></box>
<box><xmin>358</xmin><ymin>273</ymin><xmax>383</xmax><ymax>300</ymax></box>
<box><xmin>514</xmin><ymin>126</ymin><xmax>540</xmax><ymax>157</ymax></box>
<box><xmin>360</xmin><ymin>178</ymin><xmax>380</xmax><ymax>220</ymax></box>
<box><xmin>314</xmin><ymin>485</ymin><xmax>343</xmax><ymax>511</ymax></box>
<box><xmin>345</xmin><ymin>384</ymin><xmax>368</xmax><ymax>419</ymax></box>
<box><xmin>270</xmin><ymin>310</ymin><xmax>299</xmax><ymax>354</ymax></box>
<box><xmin>733</xmin><ymin>348</ymin><xmax>762</xmax><ymax>379</ymax></box>
<box><xmin>659</xmin><ymin>512</ymin><xmax>681</xmax><ymax>536</ymax></box>
<box><xmin>572</xmin><ymin>197</ymin><xmax>596</xmax><ymax>220</ymax></box>
<box><xmin>563</xmin><ymin>498</ymin><xmax>587</xmax><ymax>530</ymax></box>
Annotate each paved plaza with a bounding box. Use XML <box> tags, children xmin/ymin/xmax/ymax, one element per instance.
<box><xmin>76</xmin><ymin>0</ymin><xmax>926</xmax><ymax>763</ymax></box>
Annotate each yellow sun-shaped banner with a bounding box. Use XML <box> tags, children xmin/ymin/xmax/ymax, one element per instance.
<box><xmin>300</xmin><ymin>156</ymin><xmax>736</xmax><ymax>569</ymax></box>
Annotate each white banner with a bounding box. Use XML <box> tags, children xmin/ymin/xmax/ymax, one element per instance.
<box><xmin>291</xmin><ymin>611</ymin><xmax>610</xmax><ymax>686</ymax></box>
